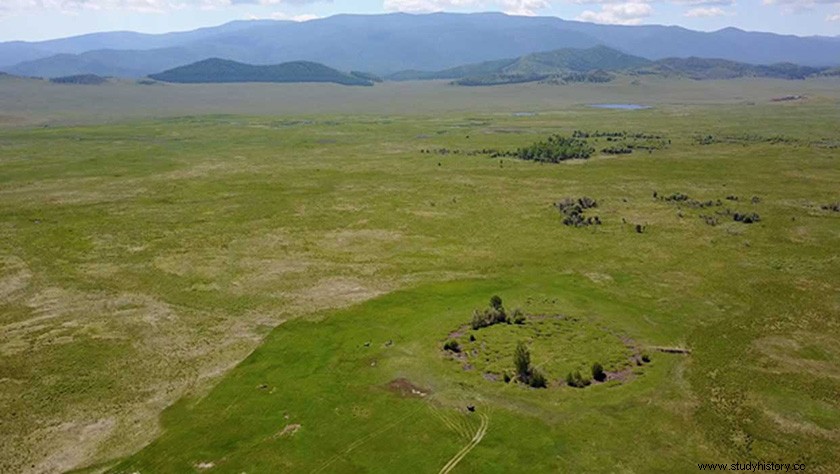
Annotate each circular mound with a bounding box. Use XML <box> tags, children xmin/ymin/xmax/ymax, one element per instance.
<box><xmin>445</xmin><ymin>315</ymin><xmax>643</xmax><ymax>387</ymax></box>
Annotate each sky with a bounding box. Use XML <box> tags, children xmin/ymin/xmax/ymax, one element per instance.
<box><xmin>0</xmin><ymin>0</ymin><xmax>837</xmax><ymax>42</ymax></box>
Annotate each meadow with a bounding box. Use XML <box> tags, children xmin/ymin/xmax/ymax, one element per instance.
<box><xmin>0</xmin><ymin>76</ymin><xmax>838</xmax><ymax>473</ymax></box>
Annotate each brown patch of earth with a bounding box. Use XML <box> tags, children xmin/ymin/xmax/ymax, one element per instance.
<box><xmin>386</xmin><ymin>378</ymin><xmax>430</xmax><ymax>398</ymax></box>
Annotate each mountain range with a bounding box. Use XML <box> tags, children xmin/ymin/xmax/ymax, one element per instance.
<box><xmin>1</xmin><ymin>13</ymin><xmax>839</xmax><ymax>79</ymax></box>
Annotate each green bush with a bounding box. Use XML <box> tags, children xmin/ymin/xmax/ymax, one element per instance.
<box><xmin>529</xmin><ymin>369</ymin><xmax>548</xmax><ymax>388</ymax></box>
<box><xmin>592</xmin><ymin>362</ymin><xmax>606</xmax><ymax>382</ymax></box>
<box><xmin>566</xmin><ymin>371</ymin><xmax>591</xmax><ymax>388</ymax></box>
<box><xmin>443</xmin><ymin>340</ymin><xmax>461</xmax><ymax>353</ymax></box>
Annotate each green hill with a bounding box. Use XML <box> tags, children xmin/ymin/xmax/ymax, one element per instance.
<box><xmin>389</xmin><ymin>46</ymin><xmax>650</xmax><ymax>85</ymax></box>
<box><xmin>389</xmin><ymin>45</ymin><xmax>828</xmax><ymax>86</ymax></box>
<box><xmin>638</xmin><ymin>57</ymin><xmax>823</xmax><ymax>80</ymax></box>
<box><xmin>149</xmin><ymin>58</ymin><xmax>374</xmax><ymax>86</ymax></box>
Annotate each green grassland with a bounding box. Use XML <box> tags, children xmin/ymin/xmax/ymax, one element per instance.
<box><xmin>0</xmin><ymin>77</ymin><xmax>839</xmax><ymax>473</ymax></box>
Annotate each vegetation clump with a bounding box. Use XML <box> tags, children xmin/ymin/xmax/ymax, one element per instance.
<box><xmin>733</xmin><ymin>212</ymin><xmax>761</xmax><ymax>224</ymax></box>
<box><xmin>822</xmin><ymin>202</ymin><xmax>840</xmax><ymax>212</ymax></box>
<box><xmin>516</xmin><ymin>135</ymin><xmax>594</xmax><ymax>163</ymax></box>
<box><xmin>566</xmin><ymin>370</ymin><xmax>591</xmax><ymax>388</ymax></box>
<box><xmin>50</xmin><ymin>74</ymin><xmax>108</xmax><ymax>85</ymax></box>
<box><xmin>443</xmin><ymin>340</ymin><xmax>461</xmax><ymax>353</ymax></box>
<box><xmin>514</xmin><ymin>342</ymin><xmax>547</xmax><ymax>388</ymax></box>
<box><xmin>471</xmin><ymin>295</ymin><xmax>508</xmax><ymax>329</ymax></box>
<box><xmin>555</xmin><ymin>197</ymin><xmax>602</xmax><ymax>227</ymax></box>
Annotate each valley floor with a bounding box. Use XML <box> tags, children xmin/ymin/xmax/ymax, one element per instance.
<box><xmin>0</xmin><ymin>78</ymin><xmax>838</xmax><ymax>473</ymax></box>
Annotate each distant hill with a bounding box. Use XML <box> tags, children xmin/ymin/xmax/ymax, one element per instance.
<box><xmin>148</xmin><ymin>58</ymin><xmax>375</xmax><ymax>86</ymax></box>
<box><xmin>389</xmin><ymin>46</ymin><xmax>830</xmax><ymax>86</ymax></box>
<box><xmin>2</xmin><ymin>13</ymin><xmax>839</xmax><ymax>78</ymax></box>
<box><xmin>49</xmin><ymin>74</ymin><xmax>108</xmax><ymax>85</ymax></box>
<box><xmin>389</xmin><ymin>45</ymin><xmax>650</xmax><ymax>83</ymax></box>
<box><xmin>638</xmin><ymin>57</ymin><xmax>823</xmax><ymax>80</ymax></box>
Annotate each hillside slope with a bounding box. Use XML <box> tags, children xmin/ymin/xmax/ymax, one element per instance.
<box><xmin>148</xmin><ymin>58</ymin><xmax>374</xmax><ymax>86</ymax></box>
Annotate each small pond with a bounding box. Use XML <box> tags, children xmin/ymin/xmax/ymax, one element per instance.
<box><xmin>588</xmin><ymin>104</ymin><xmax>652</xmax><ymax>110</ymax></box>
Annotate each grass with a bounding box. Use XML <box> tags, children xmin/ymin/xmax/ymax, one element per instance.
<box><xmin>0</xmin><ymin>77</ymin><xmax>838</xmax><ymax>473</ymax></box>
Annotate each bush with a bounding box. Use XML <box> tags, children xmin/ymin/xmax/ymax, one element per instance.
<box><xmin>443</xmin><ymin>340</ymin><xmax>461</xmax><ymax>353</ymax></box>
<box><xmin>566</xmin><ymin>371</ymin><xmax>591</xmax><ymax>388</ymax></box>
<box><xmin>592</xmin><ymin>362</ymin><xmax>606</xmax><ymax>382</ymax></box>
<box><xmin>529</xmin><ymin>369</ymin><xmax>548</xmax><ymax>388</ymax></box>
<box><xmin>512</xmin><ymin>308</ymin><xmax>526</xmax><ymax>325</ymax></box>
<box><xmin>470</xmin><ymin>298</ymin><xmax>508</xmax><ymax>330</ymax></box>
<box><xmin>733</xmin><ymin>212</ymin><xmax>760</xmax><ymax>224</ymax></box>
<box><xmin>470</xmin><ymin>307</ymin><xmax>507</xmax><ymax>330</ymax></box>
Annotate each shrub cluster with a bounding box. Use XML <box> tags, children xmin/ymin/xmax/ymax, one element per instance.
<box><xmin>517</xmin><ymin>135</ymin><xmax>594</xmax><ymax>163</ymax></box>
<box><xmin>733</xmin><ymin>212</ymin><xmax>761</xmax><ymax>224</ymax></box>
<box><xmin>471</xmin><ymin>295</ymin><xmax>524</xmax><ymax>330</ymax></box>
<box><xmin>565</xmin><ymin>371</ymin><xmax>591</xmax><ymax>388</ymax></box>
<box><xmin>556</xmin><ymin>197</ymin><xmax>602</xmax><ymax>227</ymax></box>
<box><xmin>514</xmin><ymin>342</ymin><xmax>547</xmax><ymax>388</ymax></box>
<box><xmin>443</xmin><ymin>340</ymin><xmax>461</xmax><ymax>353</ymax></box>
<box><xmin>822</xmin><ymin>202</ymin><xmax>840</xmax><ymax>212</ymax></box>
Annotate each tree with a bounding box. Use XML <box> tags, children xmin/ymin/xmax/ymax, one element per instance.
<box><xmin>489</xmin><ymin>295</ymin><xmax>503</xmax><ymax>311</ymax></box>
<box><xmin>514</xmin><ymin>342</ymin><xmax>531</xmax><ymax>381</ymax></box>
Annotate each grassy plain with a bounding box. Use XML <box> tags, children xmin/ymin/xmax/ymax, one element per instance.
<box><xmin>0</xmin><ymin>76</ymin><xmax>838</xmax><ymax>473</ymax></box>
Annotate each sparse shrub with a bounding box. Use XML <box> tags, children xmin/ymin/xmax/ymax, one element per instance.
<box><xmin>635</xmin><ymin>224</ymin><xmax>646</xmax><ymax>234</ymax></box>
<box><xmin>512</xmin><ymin>308</ymin><xmax>526</xmax><ymax>325</ymax></box>
<box><xmin>556</xmin><ymin>197</ymin><xmax>601</xmax><ymax>227</ymax></box>
<box><xmin>529</xmin><ymin>369</ymin><xmax>548</xmax><ymax>388</ymax></box>
<box><xmin>443</xmin><ymin>340</ymin><xmax>461</xmax><ymax>353</ymax></box>
<box><xmin>822</xmin><ymin>202</ymin><xmax>840</xmax><ymax>212</ymax></box>
<box><xmin>733</xmin><ymin>212</ymin><xmax>761</xmax><ymax>224</ymax></box>
<box><xmin>469</xmin><ymin>334</ymin><xmax>476</xmax><ymax>342</ymax></box>
<box><xmin>471</xmin><ymin>298</ymin><xmax>508</xmax><ymax>330</ymax></box>
<box><xmin>592</xmin><ymin>362</ymin><xmax>606</xmax><ymax>382</ymax></box>
<box><xmin>566</xmin><ymin>371</ymin><xmax>591</xmax><ymax>388</ymax></box>
<box><xmin>503</xmin><ymin>373</ymin><xmax>511</xmax><ymax>383</ymax></box>
<box><xmin>641</xmin><ymin>353</ymin><xmax>651</xmax><ymax>363</ymax></box>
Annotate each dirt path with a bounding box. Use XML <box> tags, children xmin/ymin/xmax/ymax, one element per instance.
<box><xmin>438</xmin><ymin>413</ymin><xmax>489</xmax><ymax>474</ymax></box>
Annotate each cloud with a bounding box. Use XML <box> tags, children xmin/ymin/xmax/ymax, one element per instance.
<box><xmin>247</xmin><ymin>10</ymin><xmax>319</xmax><ymax>20</ymax></box>
<box><xmin>684</xmin><ymin>6</ymin><xmax>727</xmax><ymax>15</ymax></box>
<box><xmin>0</xmin><ymin>0</ymin><xmax>328</xmax><ymax>15</ymax></box>
<box><xmin>576</xmin><ymin>2</ymin><xmax>653</xmax><ymax>24</ymax></box>
<box><xmin>828</xmin><ymin>12</ymin><xmax>840</xmax><ymax>20</ymax></box>
<box><xmin>382</xmin><ymin>0</ymin><xmax>549</xmax><ymax>16</ymax></box>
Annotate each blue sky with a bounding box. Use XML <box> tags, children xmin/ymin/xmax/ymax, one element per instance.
<box><xmin>0</xmin><ymin>0</ymin><xmax>837</xmax><ymax>42</ymax></box>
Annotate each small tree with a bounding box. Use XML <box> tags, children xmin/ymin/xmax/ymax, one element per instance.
<box><xmin>514</xmin><ymin>342</ymin><xmax>531</xmax><ymax>381</ymax></box>
<box><xmin>592</xmin><ymin>362</ymin><xmax>606</xmax><ymax>382</ymax></box>
<box><xmin>489</xmin><ymin>295</ymin><xmax>503</xmax><ymax>311</ymax></box>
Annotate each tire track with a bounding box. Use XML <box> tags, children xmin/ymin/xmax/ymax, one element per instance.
<box><xmin>310</xmin><ymin>407</ymin><xmax>422</xmax><ymax>474</ymax></box>
<box><xmin>438</xmin><ymin>413</ymin><xmax>489</xmax><ymax>474</ymax></box>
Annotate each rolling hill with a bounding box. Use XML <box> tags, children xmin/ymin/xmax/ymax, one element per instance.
<box><xmin>389</xmin><ymin>45</ymin><xmax>651</xmax><ymax>82</ymax></box>
<box><xmin>148</xmin><ymin>58</ymin><xmax>375</xmax><ymax>86</ymax></box>
<box><xmin>2</xmin><ymin>13</ymin><xmax>839</xmax><ymax>78</ymax></box>
<box><xmin>389</xmin><ymin>46</ymin><xmax>831</xmax><ymax>86</ymax></box>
